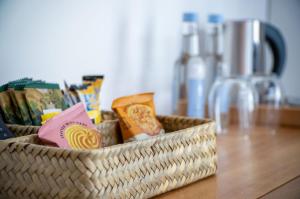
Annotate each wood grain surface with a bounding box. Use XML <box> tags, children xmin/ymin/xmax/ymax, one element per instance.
<box><xmin>261</xmin><ymin>176</ymin><xmax>300</xmax><ymax>199</ymax></box>
<box><xmin>156</xmin><ymin>126</ymin><xmax>300</xmax><ymax>199</ymax></box>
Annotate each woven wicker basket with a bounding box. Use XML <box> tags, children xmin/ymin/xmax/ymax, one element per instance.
<box><xmin>0</xmin><ymin>115</ymin><xmax>217</xmax><ymax>199</ymax></box>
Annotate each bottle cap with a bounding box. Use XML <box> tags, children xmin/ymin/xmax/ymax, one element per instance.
<box><xmin>208</xmin><ymin>14</ymin><xmax>224</xmax><ymax>24</ymax></box>
<box><xmin>183</xmin><ymin>12</ymin><xmax>198</xmax><ymax>22</ymax></box>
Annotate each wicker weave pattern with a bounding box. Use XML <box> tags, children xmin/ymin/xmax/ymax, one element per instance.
<box><xmin>6</xmin><ymin>124</ymin><xmax>40</xmax><ymax>137</ymax></box>
<box><xmin>0</xmin><ymin>116</ymin><xmax>216</xmax><ymax>199</ymax></box>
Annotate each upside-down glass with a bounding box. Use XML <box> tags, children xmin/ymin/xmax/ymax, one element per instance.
<box><xmin>251</xmin><ymin>74</ymin><xmax>284</xmax><ymax>128</ymax></box>
<box><xmin>208</xmin><ymin>20</ymin><xmax>261</xmax><ymax>134</ymax></box>
<box><xmin>209</xmin><ymin>76</ymin><xmax>257</xmax><ymax>133</ymax></box>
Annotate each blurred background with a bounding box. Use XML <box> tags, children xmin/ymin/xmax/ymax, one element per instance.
<box><xmin>0</xmin><ymin>0</ymin><xmax>299</xmax><ymax>114</ymax></box>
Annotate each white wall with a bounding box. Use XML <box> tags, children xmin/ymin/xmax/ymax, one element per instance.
<box><xmin>0</xmin><ymin>0</ymin><xmax>268</xmax><ymax>114</ymax></box>
<box><xmin>269</xmin><ymin>0</ymin><xmax>300</xmax><ymax>100</ymax></box>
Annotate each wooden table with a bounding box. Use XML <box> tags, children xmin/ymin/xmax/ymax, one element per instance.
<box><xmin>156</xmin><ymin>126</ymin><xmax>300</xmax><ymax>199</ymax></box>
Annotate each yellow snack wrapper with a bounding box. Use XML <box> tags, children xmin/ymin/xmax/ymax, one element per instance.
<box><xmin>77</xmin><ymin>85</ymin><xmax>99</xmax><ymax>111</ymax></box>
<box><xmin>87</xmin><ymin>110</ymin><xmax>101</xmax><ymax>125</ymax></box>
<box><xmin>41</xmin><ymin>111</ymin><xmax>60</xmax><ymax>125</ymax></box>
<box><xmin>82</xmin><ymin>76</ymin><xmax>104</xmax><ymax>101</ymax></box>
<box><xmin>112</xmin><ymin>92</ymin><xmax>164</xmax><ymax>142</ymax></box>
<box><xmin>80</xmin><ymin>75</ymin><xmax>104</xmax><ymax>124</ymax></box>
<box><xmin>77</xmin><ymin>85</ymin><xmax>102</xmax><ymax>123</ymax></box>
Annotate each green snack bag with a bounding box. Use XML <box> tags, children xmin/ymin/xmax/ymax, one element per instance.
<box><xmin>13</xmin><ymin>83</ymin><xmax>34</xmax><ymax>125</ymax></box>
<box><xmin>7</xmin><ymin>81</ymin><xmax>28</xmax><ymax>124</ymax></box>
<box><xmin>24</xmin><ymin>82</ymin><xmax>68</xmax><ymax>125</ymax></box>
<box><xmin>12</xmin><ymin>80</ymin><xmax>45</xmax><ymax>125</ymax></box>
<box><xmin>7</xmin><ymin>78</ymin><xmax>35</xmax><ymax>124</ymax></box>
<box><xmin>0</xmin><ymin>84</ymin><xmax>19</xmax><ymax>124</ymax></box>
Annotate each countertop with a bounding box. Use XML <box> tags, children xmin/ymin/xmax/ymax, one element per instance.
<box><xmin>156</xmin><ymin>126</ymin><xmax>300</xmax><ymax>199</ymax></box>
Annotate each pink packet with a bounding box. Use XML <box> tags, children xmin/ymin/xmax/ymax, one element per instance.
<box><xmin>38</xmin><ymin>103</ymin><xmax>102</xmax><ymax>149</ymax></box>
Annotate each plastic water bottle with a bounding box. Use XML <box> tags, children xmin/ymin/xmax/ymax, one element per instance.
<box><xmin>172</xmin><ymin>12</ymin><xmax>206</xmax><ymax>118</ymax></box>
<box><xmin>205</xmin><ymin>14</ymin><xmax>224</xmax><ymax>97</ymax></box>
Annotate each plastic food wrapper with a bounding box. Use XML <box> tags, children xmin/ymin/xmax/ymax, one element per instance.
<box><xmin>77</xmin><ymin>85</ymin><xmax>98</xmax><ymax>111</ymax></box>
<box><xmin>7</xmin><ymin>83</ymin><xmax>25</xmax><ymax>124</ymax></box>
<box><xmin>82</xmin><ymin>75</ymin><xmax>104</xmax><ymax>102</ymax></box>
<box><xmin>10</xmin><ymin>80</ymin><xmax>43</xmax><ymax>125</ymax></box>
<box><xmin>41</xmin><ymin>110</ymin><xmax>61</xmax><ymax>125</ymax></box>
<box><xmin>24</xmin><ymin>82</ymin><xmax>68</xmax><ymax>125</ymax></box>
<box><xmin>63</xmin><ymin>76</ymin><xmax>104</xmax><ymax>125</ymax></box>
<box><xmin>112</xmin><ymin>92</ymin><xmax>164</xmax><ymax>142</ymax></box>
<box><xmin>0</xmin><ymin>84</ymin><xmax>19</xmax><ymax>124</ymax></box>
<box><xmin>38</xmin><ymin>103</ymin><xmax>102</xmax><ymax>150</ymax></box>
<box><xmin>0</xmin><ymin>78</ymin><xmax>32</xmax><ymax>124</ymax></box>
<box><xmin>82</xmin><ymin>75</ymin><xmax>104</xmax><ymax>124</ymax></box>
<box><xmin>63</xmin><ymin>81</ymin><xmax>79</xmax><ymax>106</ymax></box>
<box><xmin>13</xmin><ymin>85</ymin><xmax>33</xmax><ymax>125</ymax></box>
<box><xmin>87</xmin><ymin>110</ymin><xmax>101</xmax><ymax>125</ymax></box>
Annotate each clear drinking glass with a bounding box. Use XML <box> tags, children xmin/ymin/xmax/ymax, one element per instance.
<box><xmin>251</xmin><ymin>74</ymin><xmax>284</xmax><ymax>128</ymax></box>
<box><xmin>209</xmin><ymin>76</ymin><xmax>257</xmax><ymax>134</ymax></box>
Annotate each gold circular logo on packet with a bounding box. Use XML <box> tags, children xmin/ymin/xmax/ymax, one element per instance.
<box><xmin>126</xmin><ymin>104</ymin><xmax>161</xmax><ymax>136</ymax></box>
<box><xmin>64</xmin><ymin>124</ymin><xmax>101</xmax><ymax>149</ymax></box>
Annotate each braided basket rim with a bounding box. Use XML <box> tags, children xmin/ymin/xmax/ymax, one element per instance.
<box><xmin>3</xmin><ymin>116</ymin><xmax>215</xmax><ymax>156</ymax></box>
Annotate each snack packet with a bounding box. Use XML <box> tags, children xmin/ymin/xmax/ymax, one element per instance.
<box><xmin>77</xmin><ymin>84</ymin><xmax>102</xmax><ymax>124</ymax></box>
<box><xmin>77</xmin><ymin>84</ymin><xmax>99</xmax><ymax>111</ymax></box>
<box><xmin>112</xmin><ymin>92</ymin><xmax>164</xmax><ymax>142</ymax></box>
<box><xmin>69</xmin><ymin>84</ymin><xmax>81</xmax><ymax>103</ymax></box>
<box><xmin>38</xmin><ymin>103</ymin><xmax>102</xmax><ymax>149</ymax></box>
<box><xmin>87</xmin><ymin>110</ymin><xmax>101</xmax><ymax>124</ymax></box>
<box><xmin>0</xmin><ymin>78</ymin><xmax>33</xmax><ymax>124</ymax></box>
<box><xmin>82</xmin><ymin>75</ymin><xmax>104</xmax><ymax>102</ymax></box>
<box><xmin>24</xmin><ymin>82</ymin><xmax>68</xmax><ymax>125</ymax></box>
<box><xmin>82</xmin><ymin>75</ymin><xmax>104</xmax><ymax>124</ymax></box>
<box><xmin>13</xmin><ymin>85</ymin><xmax>32</xmax><ymax>125</ymax></box>
<box><xmin>7</xmin><ymin>82</ymin><xmax>25</xmax><ymax>124</ymax></box>
<box><xmin>0</xmin><ymin>84</ymin><xmax>19</xmax><ymax>124</ymax></box>
<box><xmin>63</xmin><ymin>81</ymin><xmax>77</xmax><ymax>107</ymax></box>
<box><xmin>41</xmin><ymin>110</ymin><xmax>61</xmax><ymax>125</ymax></box>
<box><xmin>10</xmin><ymin>80</ymin><xmax>41</xmax><ymax>125</ymax></box>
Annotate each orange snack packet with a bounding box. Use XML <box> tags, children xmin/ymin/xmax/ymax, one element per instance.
<box><xmin>112</xmin><ymin>92</ymin><xmax>164</xmax><ymax>142</ymax></box>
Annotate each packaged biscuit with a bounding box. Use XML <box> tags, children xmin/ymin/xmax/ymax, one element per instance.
<box><xmin>77</xmin><ymin>84</ymin><xmax>102</xmax><ymax>124</ymax></box>
<box><xmin>24</xmin><ymin>82</ymin><xmax>68</xmax><ymax>125</ymax></box>
<box><xmin>77</xmin><ymin>84</ymin><xmax>99</xmax><ymax>111</ymax></box>
<box><xmin>82</xmin><ymin>75</ymin><xmax>104</xmax><ymax>124</ymax></box>
<box><xmin>82</xmin><ymin>75</ymin><xmax>104</xmax><ymax>101</ymax></box>
<box><xmin>7</xmin><ymin>83</ymin><xmax>24</xmax><ymax>124</ymax></box>
<box><xmin>69</xmin><ymin>84</ymin><xmax>81</xmax><ymax>104</ymax></box>
<box><xmin>112</xmin><ymin>92</ymin><xmax>164</xmax><ymax>142</ymax></box>
<box><xmin>38</xmin><ymin>103</ymin><xmax>102</xmax><ymax>150</ymax></box>
<box><xmin>10</xmin><ymin>81</ymin><xmax>39</xmax><ymax>125</ymax></box>
<box><xmin>41</xmin><ymin>110</ymin><xmax>61</xmax><ymax>125</ymax></box>
<box><xmin>12</xmin><ymin>88</ymin><xmax>32</xmax><ymax>125</ymax></box>
<box><xmin>0</xmin><ymin>78</ymin><xmax>33</xmax><ymax>124</ymax></box>
<box><xmin>0</xmin><ymin>84</ymin><xmax>19</xmax><ymax>124</ymax></box>
<box><xmin>87</xmin><ymin>110</ymin><xmax>101</xmax><ymax>124</ymax></box>
<box><xmin>63</xmin><ymin>81</ymin><xmax>77</xmax><ymax>107</ymax></box>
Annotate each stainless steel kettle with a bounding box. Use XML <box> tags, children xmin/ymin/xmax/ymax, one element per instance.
<box><xmin>222</xmin><ymin>20</ymin><xmax>286</xmax><ymax>77</ymax></box>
